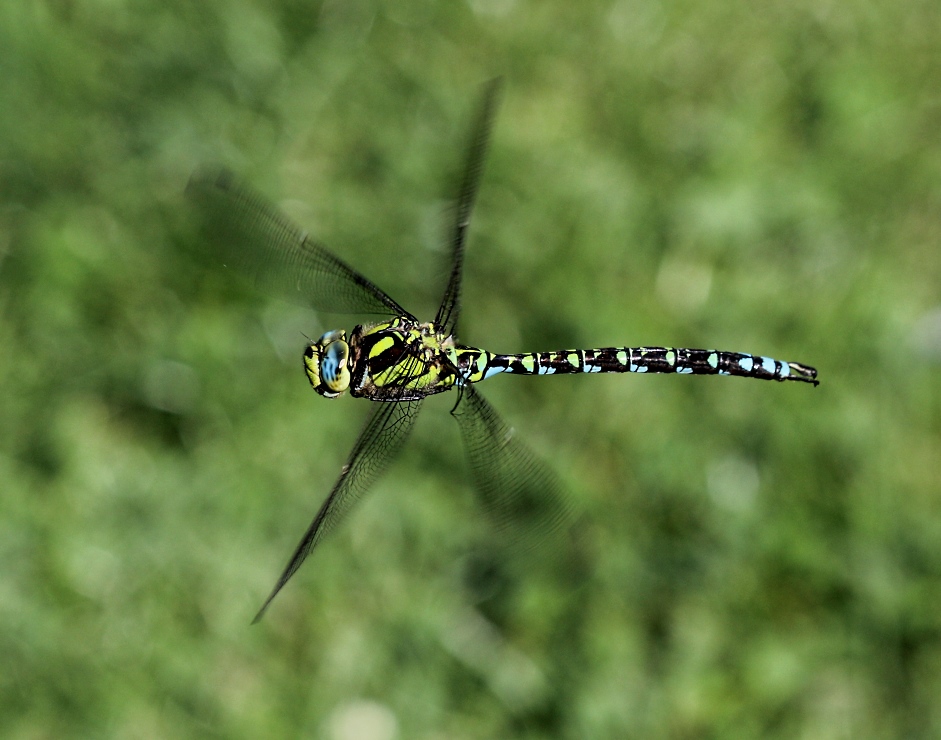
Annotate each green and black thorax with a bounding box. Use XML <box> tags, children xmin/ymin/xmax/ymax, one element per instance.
<box><xmin>304</xmin><ymin>316</ymin><xmax>462</xmax><ymax>402</ymax></box>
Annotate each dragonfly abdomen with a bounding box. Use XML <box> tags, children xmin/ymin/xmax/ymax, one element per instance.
<box><xmin>458</xmin><ymin>346</ymin><xmax>818</xmax><ymax>385</ymax></box>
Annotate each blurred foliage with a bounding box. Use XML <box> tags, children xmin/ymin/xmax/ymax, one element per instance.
<box><xmin>2</xmin><ymin>0</ymin><xmax>940</xmax><ymax>737</ymax></box>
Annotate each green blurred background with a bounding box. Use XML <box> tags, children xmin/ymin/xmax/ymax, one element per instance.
<box><xmin>2</xmin><ymin>1</ymin><xmax>940</xmax><ymax>737</ymax></box>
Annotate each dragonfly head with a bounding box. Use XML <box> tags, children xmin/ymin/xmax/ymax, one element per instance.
<box><xmin>304</xmin><ymin>330</ymin><xmax>351</xmax><ymax>398</ymax></box>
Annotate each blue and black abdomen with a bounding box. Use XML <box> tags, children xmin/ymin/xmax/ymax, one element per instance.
<box><xmin>458</xmin><ymin>345</ymin><xmax>818</xmax><ymax>385</ymax></box>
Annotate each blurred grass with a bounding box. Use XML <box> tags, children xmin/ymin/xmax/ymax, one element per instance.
<box><xmin>2</xmin><ymin>0</ymin><xmax>941</xmax><ymax>737</ymax></box>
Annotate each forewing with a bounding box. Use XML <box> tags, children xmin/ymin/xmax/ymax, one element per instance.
<box><xmin>187</xmin><ymin>167</ymin><xmax>412</xmax><ymax>317</ymax></box>
<box><xmin>253</xmin><ymin>398</ymin><xmax>423</xmax><ymax>622</ymax></box>
<box><xmin>451</xmin><ymin>384</ymin><xmax>574</xmax><ymax>555</ymax></box>
<box><xmin>434</xmin><ymin>78</ymin><xmax>502</xmax><ymax>336</ymax></box>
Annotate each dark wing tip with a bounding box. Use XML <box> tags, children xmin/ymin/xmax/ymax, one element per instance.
<box><xmin>251</xmin><ymin>590</ymin><xmax>279</xmax><ymax>625</ymax></box>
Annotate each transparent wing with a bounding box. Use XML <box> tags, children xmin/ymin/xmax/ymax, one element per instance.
<box><xmin>451</xmin><ymin>384</ymin><xmax>574</xmax><ymax>554</ymax></box>
<box><xmin>253</xmin><ymin>397</ymin><xmax>423</xmax><ymax>622</ymax></box>
<box><xmin>186</xmin><ymin>166</ymin><xmax>413</xmax><ymax>318</ymax></box>
<box><xmin>434</xmin><ymin>78</ymin><xmax>502</xmax><ymax>337</ymax></box>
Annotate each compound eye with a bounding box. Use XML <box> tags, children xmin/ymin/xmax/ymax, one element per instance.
<box><xmin>303</xmin><ymin>330</ymin><xmax>351</xmax><ymax>398</ymax></box>
<box><xmin>319</xmin><ymin>338</ymin><xmax>351</xmax><ymax>395</ymax></box>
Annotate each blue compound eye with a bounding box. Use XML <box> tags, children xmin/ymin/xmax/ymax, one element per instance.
<box><xmin>304</xmin><ymin>330</ymin><xmax>351</xmax><ymax>398</ymax></box>
<box><xmin>322</xmin><ymin>343</ymin><xmax>343</xmax><ymax>383</ymax></box>
<box><xmin>320</xmin><ymin>338</ymin><xmax>351</xmax><ymax>395</ymax></box>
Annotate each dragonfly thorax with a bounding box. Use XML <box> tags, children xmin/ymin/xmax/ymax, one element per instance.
<box><xmin>304</xmin><ymin>329</ymin><xmax>352</xmax><ymax>398</ymax></box>
<box><xmin>304</xmin><ymin>317</ymin><xmax>463</xmax><ymax>402</ymax></box>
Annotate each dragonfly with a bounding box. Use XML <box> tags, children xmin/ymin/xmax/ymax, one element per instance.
<box><xmin>186</xmin><ymin>80</ymin><xmax>819</xmax><ymax>622</ymax></box>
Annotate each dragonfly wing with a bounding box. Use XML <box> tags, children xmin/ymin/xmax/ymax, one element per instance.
<box><xmin>187</xmin><ymin>167</ymin><xmax>413</xmax><ymax>317</ymax></box>
<box><xmin>450</xmin><ymin>384</ymin><xmax>574</xmax><ymax>555</ymax></box>
<box><xmin>434</xmin><ymin>78</ymin><xmax>502</xmax><ymax>336</ymax></box>
<box><xmin>253</xmin><ymin>397</ymin><xmax>423</xmax><ymax>622</ymax></box>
